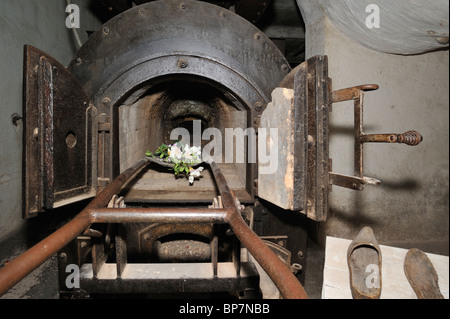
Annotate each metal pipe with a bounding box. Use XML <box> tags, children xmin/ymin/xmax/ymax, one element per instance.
<box><xmin>209</xmin><ymin>162</ymin><xmax>309</xmax><ymax>299</ymax></box>
<box><xmin>0</xmin><ymin>159</ymin><xmax>149</xmax><ymax>297</ymax></box>
<box><xmin>89</xmin><ymin>208</ymin><xmax>229</xmax><ymax>224</ymax></box>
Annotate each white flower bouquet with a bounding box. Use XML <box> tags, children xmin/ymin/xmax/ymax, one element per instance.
<box><xmin>146</xmin><ymin>142</ymin><xmax>204</xmax><ymax>185</ymax></box>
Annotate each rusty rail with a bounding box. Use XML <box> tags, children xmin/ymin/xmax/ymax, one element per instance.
<box><xmin>89</xmin><ymin>207</ymin><xmax>228</xmax><ymax>224</ymax></box>
<box><xmin>209</xmin><ymin>162</ymin><xmax>309</xmax><ymax>299</ymax></box>
<box><xmin>0</xmin><ymin>158</ymin><xmax>309</xmax><ymax>299</ymax></box>
<box><xmin>0</xmin><ymin>158</ymin><xmax>149</xmax><ymax>296</ymax></box>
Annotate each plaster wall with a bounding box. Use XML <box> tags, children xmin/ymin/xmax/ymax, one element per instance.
<box><xmin>0</xmin><ymin>0</ymin><xmax>102</xmax><ymax>239</ymax></box>
<box><xmin>307</xmin><ymin>17</ymin><xmax>449</xmax><ymax>253</ymax></box>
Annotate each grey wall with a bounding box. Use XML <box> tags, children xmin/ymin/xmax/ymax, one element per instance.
<box><xmin>298</xmin><ymin>0</ymin><xmax>449</xmax><ymax>55</ymax></box>
<box><xmin>299</xmin><ymin>7</ymin><xmax>449</xmax><ymax>253</ymax></box>
<box><xmin>0</xmin><ymin>0</ymin><xmax>102</xmax><ymax>240</ymax></box>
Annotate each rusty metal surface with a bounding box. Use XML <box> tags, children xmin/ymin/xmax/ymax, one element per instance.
<box><xmin>331</xmin><ymin>84</ymin><xmax>379</xmax><ymax>103</ymax></box>
<box><xmin>210</xmin><ymin>162</ymin><xmax>309</xmax><ymax>299</ymax></box>
<box><xmin>303</xmin><ymin>56</ymin><xmax>330</xmax><ymax>222</ymax></box>
<box><xmin>0</xmin><ymin>159</ymin><xmax>149</xmax><ymax>296</ymax></box>
<box><xmin>1</xmin><ymin>158</ymin><xmax>309</xmax><ymax>299</ymax></box>
<box><xmin>329</xmin><ymin>172</ymin><xmax>380</xmax><ymax>191</ymax></box>
<box><xmin>68</xmin><ymin>0</ymin><xmax>290</xmax><ymax>191</ymax></box>
<box><xmin>89</xmin><ymin>208</ymin><xmax>228</xmax><ymax>224</ymax></box>
<box><xmin>78</xmin><ymin>262</ymin><xmax>261</xmax><ymax>297</ymax></box>
<box><xmin>39</xmin><ymin>56</ymin><xmax>55</xmax><ymax>209</ymax></box>
<box><xmin>361</xmin><ymin>131</ymin><xmax>423</xmax><ymax>145</ymax></box>
<box><xmin>330</xmin><ymin>84</ymin><xmax>423</xmax><ymax>190</ymax></box>
<box><xmin>259</xmin><ymin>56</ymin><xmax>330</xmax><ymax>222</ymax></box>
<box><xmin>22</xmin><ymin>45</ymin><xmax>97</xmax><ymax>218</ymax></box>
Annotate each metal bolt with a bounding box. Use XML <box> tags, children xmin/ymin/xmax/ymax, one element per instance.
<box><xmin>139</xmin><ymin>8</ymin><xmax>145</xmax><ymax>15</ymax></box>
<box><xmin>307</xmin><ymin>135</ymin><xmax>314</xmax><ymax>147</ymax></box>
<box><xmin>102</xmin><ymin>97</ymin><xmax>111</xmax><ymax>106</ymax></box>
<box><xmin>180</xmin><ymin>3</ymin><xmax>187</xmax><ymax>10</ymax></box>
<box><xmin>297</xmin><ymin>251</ymin><xmax>304</xmax><ymax>258</ymax></box>
<box><xmin>59</xmin><ymin>253</ymin><xmax>67</xmax><ymax>260</ymax></box>
<box><xmin>103</xmin><ymin>26</ymin><xmax>110</xmax><ymax>34</ymax></box>
<box><xmin>277</xmin><ymin>241</ymin><xmax>284</xmax><ymax>247</ymax></box>
<box><xmin>254</xmin><ymin>101</ymin><xmax>263</xmax><ymax>112</ymax></box>
<box><xmin>291</xmin><ymin>263</ymin><xmax>302</xmax><ymax>274</ymax></box>
<box><xmin>220</xmin><ymin>11</ymin><xmax>226</xmax><ymax>18</ymax></box>
<box><xmin>253</xmin><ymin>116</ymin><xmax>261</xmax><ymax>127</ymax></box>
<box><xmin>76</xmin><ymin>58</ymin><xmax>82</xmax><ymax>65</ymax></box>
<box><xmin>254</xmin><ymin>33</ymin><xmax>261</xmax><ymax>41</ymax></box>
<box><xmin>281</xmin><ymin>64</ymin><xmax>289</xmax><ymax>71</ymax></box>
<box><xmin>177</xmin><ymin>59</ymin><xmax>188</xmax><ymax>69</ymax></box>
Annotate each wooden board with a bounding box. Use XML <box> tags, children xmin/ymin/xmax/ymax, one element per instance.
<box><xmin>322</xmin><ymin>236</ymin><xmax>449</xmax><ymax>299</ymax></box>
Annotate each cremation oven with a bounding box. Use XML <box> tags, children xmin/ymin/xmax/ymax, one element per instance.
<box><xmin>0</xmin><ymin>0</ymin><xmax>423</xmax><ymax>299</ymax></box>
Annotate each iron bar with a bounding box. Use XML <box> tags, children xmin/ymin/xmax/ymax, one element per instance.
<box><xmin>331</xmin><ymin>84</ymin><xmax>379</xmax><ymax>103</ymax></box>
<box><xmin>355</xmin><ymin>89</ymin><xmax>364</xmax><ymax>178</ymax></box>
<box><xmin>89</xmin><ymin>208</ymin><xmax>228</xmax><ymax>224</ymax></box>
<box><xmin>1</xmin><ymin>158</ymin><xmax>309</xmax><ymax>299</ymax></box>
<box><xmin>210</xmin><ymin>162</ymin><xmax>309</xmax><ymax>299</ymax></box>
<box><xmin>0</xmin><ymin>158</ymin><xmax>149</xmax><ymax>297</ymax></box>
<box><xmin>329</xmin><ymin>172</ymin><xmax>381</xmax><ymax>191</ymax></box>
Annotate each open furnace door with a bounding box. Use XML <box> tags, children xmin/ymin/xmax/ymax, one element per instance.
<box><xmin>258</xmin><ymin>56</ymin><xmax>330</xmax><ymax>222</ymax></box>
<box><xmin>23</xmin><ymin>45</ymin><xmax>97</xmax><ymax>219</ymax></box>
<box><xmin>258</xmin><ymin>55</ymin><xmax>423</xmax><ymax>222</ymax></box>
